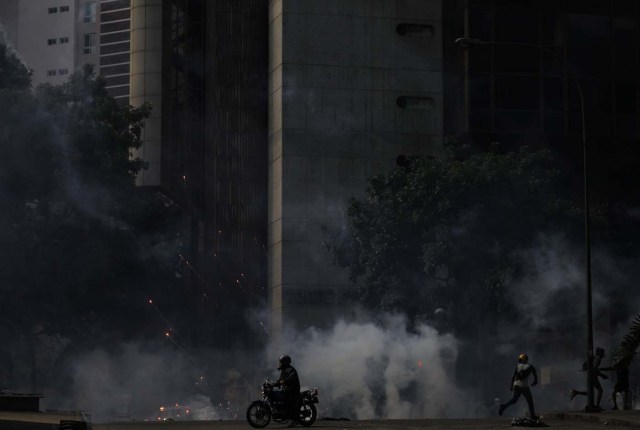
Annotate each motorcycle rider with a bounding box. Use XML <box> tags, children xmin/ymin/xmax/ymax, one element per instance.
<box><xmin>275</xmin><ymin>355</ymin><xmax>301</xmax><ymax>427</ymax></box>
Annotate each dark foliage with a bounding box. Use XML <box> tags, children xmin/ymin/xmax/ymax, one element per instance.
<box><xmin>613</xmin><ymin>314</ymin><xmax>640</xmax><ymax>369</ymax></box>
<box><xmin>324</xmin><ymin>140</ymin><xmax>585</xmax><ymax>335</ymax></box>
<box><xmin>0</xmin><ymin>45</ymin><xmax>182</xmax><ymax>390</ymax></box>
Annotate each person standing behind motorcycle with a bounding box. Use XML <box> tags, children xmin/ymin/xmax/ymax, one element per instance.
<box><xmin>275</xmin><ymin>355</ymin><xmax>301</xmax><ymax>427</ymax></box>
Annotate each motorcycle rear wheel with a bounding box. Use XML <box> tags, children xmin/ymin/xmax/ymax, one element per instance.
<box><xmin>298</xmin><ymin>403</ymin><xmax>317</xmax><ymax>427</ymax></box>
<box><xmin>246</xmin><ymin>401</ymin><xmax>271</xmax><ymax>428</ymax></box>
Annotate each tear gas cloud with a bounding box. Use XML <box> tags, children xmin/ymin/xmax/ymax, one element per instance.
<box><xmin>42</xmin><ymin>232</ymin><xmax>640</xmax><ymax>422</ymax></box>
<box><xmin>3</xmin><ymin>68</ymin><xmax>637</xmax><ymax>418</ymax></box>
<box><xmin>54</xmin><ymin>315</ymin><xmax>479</xmax><ymax>422</ymax></box>
<box><xmin>51</xmin><ymin>343</ymin><xmax>258</xmax><ymax>422</ymax></box>
<box><xmin>276</xmin><ymin>315</ymin><xmax>479</xmax><ymax>419</ymax></box>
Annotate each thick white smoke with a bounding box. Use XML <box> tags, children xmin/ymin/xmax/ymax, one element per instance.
<box><xmin>36</xmin><ymin>232</ymin><xmax>640</xmax><ymax>421</ymax></box>
<box><xmin>274</xmin><ymin>314</ymin><xmax>485</xmax><ymax>419</ymax></box>
<box><xmin>59</xmin><ymin>343</ymin><xmax>222</xmax><ymax>423</ymax></box>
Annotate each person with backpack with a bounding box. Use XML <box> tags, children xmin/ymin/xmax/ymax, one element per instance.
<box><xmin>499</xmin><ymin>353</ymin><xmax>539</xmax><ymax>419</ymax></box>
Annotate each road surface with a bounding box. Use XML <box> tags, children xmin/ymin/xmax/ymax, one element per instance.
<box><xmin>94</xmin><ymin>413</ymin><xmax>640</xmax><ymax>430</ymax></box>
<box><xmin>3</xmin><ymin>411</ymin><xmax>640</xmax><ymax>430</ymax></box>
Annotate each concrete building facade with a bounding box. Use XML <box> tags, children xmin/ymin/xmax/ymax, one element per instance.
<box><xmin>157</xmin><ymin>0</ymin><xmax>269</xmax><ymax>346</ymax></box>
<box><xmin>267</xmin><ymin>0</ymin><xmax>444</xmax><ymax>340</ymax></box>
<box><xmin>99</xmin><ymin>0</ymin><xmax>132</xmax><ymax>103</ymax></box>
<box><xmin>10</xmin><ymin>0</ymin><xmax>635</xmax><ymax>355</ymax></box>
<box><xmin>152</xmin><ymin>0</ymin><xmax>445</xmax><ymax>346</ymax></box>
<box><xmin>0</xmin><ymin>0</ymin><xmax>130</xmax><ymax>100</ymax></box>
<box><xmin>130</xmin><ymin>0</ymin><xmax>162</xmax><ymax>185</ymax></box>
<box><xmin>0</xmin><ymin>0</ymin><xmax>80</xmax><ymax>86</ymax></box>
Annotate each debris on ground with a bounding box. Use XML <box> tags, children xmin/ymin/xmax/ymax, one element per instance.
<box><xmin>511</xmin><ymin>416</ymin><xmax>550</xmax><ymax>427</ymax></box>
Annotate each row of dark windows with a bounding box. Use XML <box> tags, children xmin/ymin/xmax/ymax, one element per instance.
<box><xmin>101</xmin><ymin>41</ymin><xmax>129</xmax><ymax>55</ymax></box>
<box><xmin>48</xmin><ymin>6</ymin><xmax>70</xmax><ymax>14</ymax></box>
<box><xmin>46</xmin><ymin>68</ymin><xmax>69</xmax><ymax>76</ymax></box>
<box><xmin>101</xmin><ymin>20</ymin><xmax>129</xmax><ymax>34</ymax></box>
<box><xmin>104</xmin><ymin>75</ymin><xmax>129</xmax><ymax>86</ymax></box>
<box><xmin>100</xmin><ymin>52</ymin><xmax>129</xmax><ymax>66</ymax></box>
<box><xmin>50</xmin><ymin>3</ymin><xmax>97</xmax><ymax>22</ymax></box>
<box><xmin>47</xmin><ymin>37</ymin><xmax>69</xmax><ymax>45</ymax></box>
<box><xmin>105</xmin><ymin>85</ymin><xmax>129</xmax><ymax>97</ymax></box>
<box><xmin>102</xmin><ymin>9</ymin><xmax>130</xmax><ymax>23</ymax></box>
<box><xmin>470</xmin><ymin>0</ymin><xmax>637</xmax><ymax>15</ymax></box>
<box><xmin>101</xmin><ymin>0</ymin><xmax>130</xmax><ymax>13</ymax></box>
<box><xmin>469</xmin><ymin>75</ymin><xmax>636</xmax><ymax>113</ymax></box>
<box><xmin>100</xmin><ymin>64</ymin><xmax>128</xmax><ymax>76</ymax></box>
<box><xmin>100</xmin><ymin>31</ymin><xmax>128</xmax><ymax>44</ymax></box>
<box><xmin>470</xmin><ymin>108</ymin><xmax>638</xmax><ymax>137</ymax></box>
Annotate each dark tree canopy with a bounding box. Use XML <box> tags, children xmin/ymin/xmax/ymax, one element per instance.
<box><xmin>0</xmin><ymin>45</ymin><xmax>182</xmax><ymax>391</ymax></box>
<box><xmin>325</xmin><ymin>141</ymin><xmax>584</xmax><ymax>335</ymax></box>
<box><xmin>613</xmin><ymin>314</ymin><xmax>640</xmax><ymax>369</ymax></box>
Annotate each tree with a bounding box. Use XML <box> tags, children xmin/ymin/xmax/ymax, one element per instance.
<box><xmin>612</xmin><ymin>314</ymin><xmax>640</xmax><ymax>369</ymax></box>
<box><xmin>324</xmin><ymin>140</ymin><xmax>582</xmax><ymax>335</ymax></box>
<box><xmin>0</xmin><ymin>45</ymin><xmax>182</xmax><ymax>390</ymax></box>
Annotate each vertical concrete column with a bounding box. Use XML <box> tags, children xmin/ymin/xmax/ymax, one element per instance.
<box><xmin>130</xmin><ymin>0</ymin><xmax>162</xmax><ymax>186</ymax></box>
<box><xmin>268</xmin><ymin>0</ymin><xmax>284</xmax><ymax>351</ymax></box>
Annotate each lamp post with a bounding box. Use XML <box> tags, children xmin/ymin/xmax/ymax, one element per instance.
<box><xmin>455</xmin><ymin>37</ymin><xmax>597</xmax><ymax>412</ymax></box>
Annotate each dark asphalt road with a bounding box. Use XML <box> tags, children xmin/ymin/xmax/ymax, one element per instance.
<box><xmin>3</xmin><ymin>410</ymin><xmax>640</xmax><ymax>430</ymax></box>
<box><xmin>93</xmin><ymin>413</ymin><xmax>640</xmax><ymax>430</ymax></box>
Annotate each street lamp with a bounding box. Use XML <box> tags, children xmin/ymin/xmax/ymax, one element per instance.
<box><xmin>455</xmin><ymin>37</ymin><xmax>597</xmax><ymax>412</ymax></box>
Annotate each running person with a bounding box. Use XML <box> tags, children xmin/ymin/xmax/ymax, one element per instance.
<box><xmin>499</xmin><ymin>353</ymin><xmax>539</xmax><ymax>419</ymax></box>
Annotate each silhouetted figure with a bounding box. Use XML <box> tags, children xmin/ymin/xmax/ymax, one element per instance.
<box><xmin>611</xmin><ymin>362</ymin><xmax>630</xmax><ymax>410</ymax></box>
<box><xmin>570</xmin><ymin>347</ymin><xmax>607</xmax><ymax>409</ymax></box>
<box><xmin>499</xmin><ymin>353</ymin><xmax>539</xmax><ymax>419</ymax></box>
<box><xmin>275</xmin><ymin>355</ymin><xmax>301</xmax><ymax>427</ymax></box>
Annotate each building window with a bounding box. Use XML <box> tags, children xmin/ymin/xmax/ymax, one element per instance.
<box><xmin>83</xmin><ymin>33</ymin><xmax>95</xmax><ymax>54</ymax></box>
<box><xmin>60</xmin><ymin>5</ymin><xmax>69</xmax><ymax>12</ymax></box>
<box><xmin>59</xmin><ymin>37</ymin><xmax>69</xmax><ymax>44</ymax></box>
<box><xmin>47</xmin><ymin>38</ymin><xmax>57</xmax><ymax>45</ymax></box>
<box><xmin>47</xmin><ymin>70</ymin><xmax>57</xmax><ymax>76</ymax></box>
<box><xmin>58</xmin><ymin>68</ymin><xmax>69</xmax><ymax>75</ymax></box>
<box><xmin>83</xmin><ymin>2</ymin><xmax>97</xmax><ymax>23</ymax></box>
<box><xmin>48</xmin><ymin>7</ymin><xmax>58</xmax><ymax>13</ymax></box>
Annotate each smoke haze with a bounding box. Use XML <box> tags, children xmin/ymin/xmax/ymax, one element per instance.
<box><xmin>27</xmin><ymin>230</ymin><xmax>638</xmax><ymax>422</ymax></box>
<box><xmin>276</xmin><ymin>315</ymin><xmax>477</xmax><ymax>419</ymax></box>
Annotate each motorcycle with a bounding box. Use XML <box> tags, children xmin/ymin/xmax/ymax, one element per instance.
<box><xmin>246</xmin><ymin>379</ymin><xmax>319</xmax><ymax>428</ymax></box>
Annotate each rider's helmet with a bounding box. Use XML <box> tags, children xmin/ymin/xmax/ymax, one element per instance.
<box><xmin>278</xmin><ymin>354</ymin><xmax>291</xmax><ymax>370</ymax></box>
<box><xmin>518</xmin><ymin>353</ymin><xmax>528</xmax><ymax>363</ymax></box>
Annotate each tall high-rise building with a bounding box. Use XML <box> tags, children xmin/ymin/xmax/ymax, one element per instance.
<box><xmin>267</xmin><ymin>1</ymin><xmax>444</xmax><ymax>340</ymax></box>
<box><xmin>0</xmin><ymin>0</ymin><xmax>85</xmax><ymax>86</ymax></box>
<box><xmin>0</xmin><ymin>0</ymin><xmax>130</xmax><ymax>102</ymax></box>
<box><xmin>152</xmin><ymin>0</ymin><xmax>444</xmax><ymax>347</ymax></box>
<box><xmin>159</xmin><ymin>0</ymin><xmax>640</xmax><ymax>346</ymax></box>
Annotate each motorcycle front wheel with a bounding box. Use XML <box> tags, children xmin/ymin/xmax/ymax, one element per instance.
<box><xmin>246</xmin><ymin>401</ymin><xmax>271</xmax><ymax>428</ymax></box>
<box><xmin>298</xmin><ymin>402</ymin><xmax>317</xmax><ymax>427</ymax></box>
